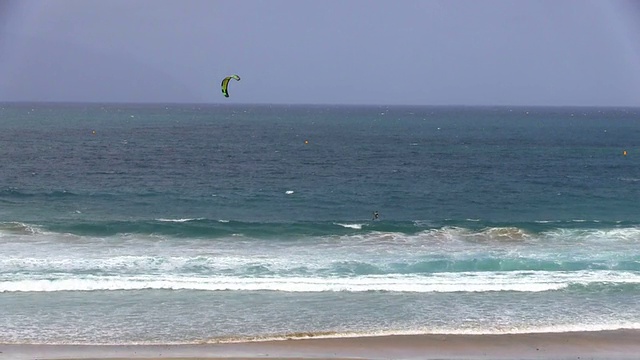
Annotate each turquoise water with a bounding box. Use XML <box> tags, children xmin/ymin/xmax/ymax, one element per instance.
<box><xmin>1</xmin><ymin>103</ymin><xmax>640</xmax><ymax>344</ymax></box>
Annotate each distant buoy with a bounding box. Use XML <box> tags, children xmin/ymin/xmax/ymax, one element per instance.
<box><xmin>623</xmin><ymin>150</ymin><xmax>627</xmax><ymax>156</ymax></box>
<box><xmin>304</xmin><ymin>140</ymin><xmax>309</xmax><ymax>144</ymax></box>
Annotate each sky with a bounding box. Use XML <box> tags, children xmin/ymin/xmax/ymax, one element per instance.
<box><xmin>1</xmin><ymin>0</ymin><xmax>639</xmax><ymax>106</ymax></box>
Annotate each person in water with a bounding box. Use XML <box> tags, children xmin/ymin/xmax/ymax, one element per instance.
<box><xmin>372</xmin><ymin>211</ymin><xmax>379</xmax><ymax>220</ymax></box>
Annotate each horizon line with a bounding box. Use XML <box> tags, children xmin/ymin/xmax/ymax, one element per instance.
<box><xmin>1</xmin><ymin>101</ymin><xmax>639</xmax><ymax>109</ymax></box>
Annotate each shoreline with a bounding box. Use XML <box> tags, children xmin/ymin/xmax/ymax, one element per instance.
<box><xmin>2</xmin><ymin>330</ymin><xmax>640</xmax><ymax>360</ymax></box>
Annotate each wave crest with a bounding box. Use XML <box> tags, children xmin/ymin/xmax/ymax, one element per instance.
<box><xmin>2</xmin><ymin>271</ymin><xmax>639</xmax><ymax>293</ymax></box>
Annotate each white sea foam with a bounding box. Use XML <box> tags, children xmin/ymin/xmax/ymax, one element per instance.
<box><xmin>416</xmin><ymin>226</ymin><xmax>640</xmax><ymax>245</ymax></box>
<box><xmin>0</xmin><ymin>222</ymin><xmax>40</xmax><ymax>235</ymax></box>
<box><xmin>541</xmin><ymin>227</ymin><xmax>640</xmax><ymax>243</ymax></box>
<box><xmin>2</xmin><ymin>270</ymin><xmax>639</xmax><ymax>293</ymax></box>
<box><xmin>334</xmin><ymin>223</ymin><xmax>364</xmax><ymax>229</ymax></box>
<box><xmin>210</xmin><ymin>322</ymin><xmax>640</xmax><ymax>343</ymax></box>
<box><xmin>155</xmin><ymin>218</ymin><xmax>202</xmax><ymax>222</ymax></box>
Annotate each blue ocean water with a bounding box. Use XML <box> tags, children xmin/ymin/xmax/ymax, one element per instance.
<box><xmin>1</xmin><ymin>103</ymin><xmax>640</xmax><ymax>344</ymax></box>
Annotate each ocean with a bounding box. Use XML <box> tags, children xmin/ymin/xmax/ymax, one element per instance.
<box><xmin>1</xmin><ymin>103</ymin><xmax>639</xmax><ymax>345</ymax></box>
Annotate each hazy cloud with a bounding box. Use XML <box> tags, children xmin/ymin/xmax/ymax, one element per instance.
<box><xmin>1</xmin><ymin>0</ymin><xmax>639</xmax><ymax>106</ymax></box>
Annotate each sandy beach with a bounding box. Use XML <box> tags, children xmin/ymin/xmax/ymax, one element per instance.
<box><xmin>1</xmin><ymin>330</ymin><xmax>639</xmax><ymax>360</ymax></box>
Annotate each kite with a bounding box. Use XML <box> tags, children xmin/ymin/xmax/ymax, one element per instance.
<box><xmin>221</xmin><ymin>75</ymin><xmax>241</xmax><ymax>98</ymax></box>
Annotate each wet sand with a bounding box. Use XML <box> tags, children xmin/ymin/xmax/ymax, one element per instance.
<box><xmin>1</xmin><ymin>330</ymin><xmax>639</xmax><ymax>360</ymax></box>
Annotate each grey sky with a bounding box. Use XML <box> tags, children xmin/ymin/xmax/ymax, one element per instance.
<box><xmin>1</xmin><ymin>0</ymin><xmax>639</xmax><ymax>106</ymax></box>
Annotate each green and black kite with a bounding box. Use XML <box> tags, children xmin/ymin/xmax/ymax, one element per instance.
<box><xmin>221</xmin><ymin>75</ymin><xmax>241</xmax><ymax>98</ymax></box>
